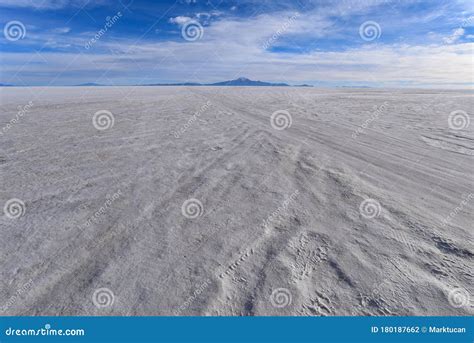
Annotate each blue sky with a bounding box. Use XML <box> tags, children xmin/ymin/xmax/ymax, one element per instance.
<box><xmin>0</xmin><ymin>0</ymin><xmax>473</xmax><ymax>87</ymax></box>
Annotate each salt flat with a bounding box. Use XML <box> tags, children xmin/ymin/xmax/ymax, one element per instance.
<box><xmin>0</xmin><ymin>86</ymin><xmax>472</xmax><ymax>316</ymax></box>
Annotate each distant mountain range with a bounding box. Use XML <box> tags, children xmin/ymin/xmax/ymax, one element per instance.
<box><xmin>205</xmin><ymin>77</ymin><xmax>291</xmax><ymax>87</ymax></box>
<box><xmin>0</xmin><ymin>78</ymin><xmax>313</xmax><ymax>87</ymax></box>
<box><xmin>143</xmin><ymin>77</ymin><xmax>312</xmax><ymax>87</ymax></box>
<box><xmin>74</xmin><ymin>77</ymin><xmax>311</xmax><ymax>87</ymax></box>
<box><xmin>74</xmin><ymin>82</ymin><xmax>104</xmax><ymax>86</ymax></box>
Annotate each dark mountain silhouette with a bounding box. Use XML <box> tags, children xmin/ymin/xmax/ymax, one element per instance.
<box><xmin>143</xmin><ymin>77</ymin><xmax>311</xmax><ymax>87</ymax></box>
<box><xmin>74</xmin><ymin>83</ymin><xmax>105</xmax><ymax>86</ymax></box>
<box><xmin>143</xmin><ymin>82</ymin><xmax>202</xmax><ymax>86</ymax></box>
<box><xmin>3</xmin><ymin>78</ymin><xmax>313</xmax><ymax>87</ymax></box>
<box><xmin>208</xmin><ymin>77</ymin><xmax>290</xmax><ymax>87</ymax></box>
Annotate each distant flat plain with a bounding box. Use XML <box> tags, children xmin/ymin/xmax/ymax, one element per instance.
<box><xmin>0</xmin><ymin>86</ymin><xmax>472</xmax><ymax>315</ymax></box>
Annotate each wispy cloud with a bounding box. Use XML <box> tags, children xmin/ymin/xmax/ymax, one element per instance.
<box><xmin>0</xmin><ymin>0</ymin><xmax>106</xmax><ymax>10</ymax></box>
<box><xmin>1</xmin><ymin>0</ymin><xmax>473</xmax><ymax>87</ymax></box>
<box><xmin>169</xmin><ymin>16</ymin><xmax>193</xmax><ymax>25</ymax></box>
<box><xmin>51</xmin><ymin>27</ymin><xmax>71</xmax><ymax>34</ymax></box>
<box><xmin>443</xmin><ymin>28</ymin><xmax>465</xmax><ymax>44</ymax></box>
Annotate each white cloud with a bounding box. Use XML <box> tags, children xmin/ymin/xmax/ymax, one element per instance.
<box><xmin>169</xmin><ymin>16</ymin><xmax>193</xmax><ymax>25</ymax></box>
<box><xmin>0</xmin><ymin>0</ymin><xmax>105</xmax><ymax>10</ymax></box>
<box><xmin>2</xmin><ymin>5</ymin><xmax>473</xmax><ymax>88</ymax></box>
<box><xmin>51</xmin><ymin>27</ymin><xmax>71</xmax><ymax>34</ymax></box>
<box><xmin>169</xmin><ymin>11</ymin><xmax>222</xmax><ymax>26</ymax></box>
<box><xmin>443</xmin><ymin>28</ymin><xmax>465</xmax><ymax>44</ymax></box>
